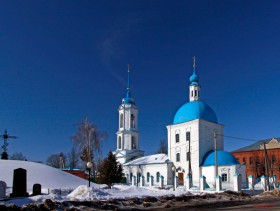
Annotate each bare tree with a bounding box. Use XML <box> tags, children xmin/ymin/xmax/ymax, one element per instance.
<box><xmin>10</xmin><ymin>152</ymin><xmax>27</xmax><ymax>161</ymax></box>
<box><xmin>46</xmin><ymin>153</ymin><xmax>67</xmax><ymax>168</ymax></box>
<box><xmin>157</xmin><ymin>139</ymin><xmax>168</xmax><ymax>154</ymax></box>
<box><xmin>46</xmin><ymin>154</ymin><xmax>60</xmax><ymax>168</ymax></box>
<box><xmin>67</xmin><ymin>145</ymin><xmax>81</xmax><ymax>169</ymax></box>
<box><xmin>72</xmin><ymin>117</ymin><xmax>107</xmax><ymax>168</ymax></box>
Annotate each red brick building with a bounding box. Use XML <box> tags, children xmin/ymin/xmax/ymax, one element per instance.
<box><xmin>232</xmin><ymin>138</ymin><xmax>280</xmax><ymax>180</ymax></box>
<box><xmin>63</xmin><ymin>169</ymin><xmax>88</xmax><ymax>180</ymax></box>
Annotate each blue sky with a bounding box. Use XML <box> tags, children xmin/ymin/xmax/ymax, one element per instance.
<box><xmin>0</xmin><ymin>1</ymin><xmax>279</xmax><ymax>162</ymax></box>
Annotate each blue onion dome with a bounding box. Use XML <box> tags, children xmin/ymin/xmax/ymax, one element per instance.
<box><xmin>202</xmin><ymin>150</ymin><xmax>240</xmax><ymax>166</ymax></box>
<box><xmin>122</xmin><ymin>92</ymin><xmax>135</xmax><ymax>105</ymax></box>
<box><xmin>189</xmin><ymin>72</ymin><xmax>199</xmax><ymax>85</ymax></box>
<box><xmin>173</xmin><ymin>101</ymin><xmax>218</xmax><ymax>124</ymax></box>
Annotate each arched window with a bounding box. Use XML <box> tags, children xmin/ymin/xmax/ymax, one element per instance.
<box><xmin>249</xmin><ymin>157</ymin><xmax>253</xmax><ymax>165</ymax></box>
<box><xmin>243</xmin><ymin>157</ymin><xmax>246</xmax><ymax>164</ymax></box>
<box><xmin>272</xmin><ymin>155</ymin><xmax>276</xmax><ymax>165</ymax></box>
<box><xmin>132</xmin><ymin>136</ymin><xmax>136</xmax><ymax>149</ymax></box>
<box><xmin>118</xmin><ymin>137</ymin><xmax>121</xmax><ymax>149</ymax></box>
<box><xmin>120</xmin><ymin>114</ymin><xmax>124</xmax><ymax>128</ymax></box>
<box><xmin>221</xmin><ymin>173</ymin><xmax>228</xmax><ymax>182</ymax></box>
<box><xmin>147</xmin><ymin>172</ymin><xmax>150</xmax><ymax>182</ymax></box>
<box><xmin>131</xmin><ymin>114</ymin><xmax>135</xmax><ymax>128</ymax></box>
<box><xmin>137</xmin><ymin>173</ymin><xmax>141</xmax><ymax>183</ymax></box>
<box><xmin>130</xmin><ymin>173</ymin><xmax>133</xmax><ymax>182</ymax></box>
<box><xmin>156</xmin><ymin>172</ymin><xmax>160</xmax><ymax>182</ymax></box>
<box><xmin>176</xmin><ymin>153</ymin><xmax>180</xmax><ymax>162</ymax></box>
<box><xmin>186</xmin><ymin>132</ymin><xmax>190</xmax><ymax>141</ymax></box>
<box><xmin>256</xmin><ymin>156</ymin><xmax>260</xmax><ymax>165</ymax></box>
<box><xmin>175</xmin><ymin>134</ymin><xmax>180</xmax><ymax>143</ymax></box>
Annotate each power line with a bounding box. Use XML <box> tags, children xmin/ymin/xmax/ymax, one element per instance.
<box><xmin>216</xmin><ymin>134</ymin><xmax>258</xmax><ymax>142</ymax></box>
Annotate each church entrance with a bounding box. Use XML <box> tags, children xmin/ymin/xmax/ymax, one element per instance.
<box><xmin>178</xmin><ymin>172</ymin><xmax>184</xmax><ymax>186</ymax></box>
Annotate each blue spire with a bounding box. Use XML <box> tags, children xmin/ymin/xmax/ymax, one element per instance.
<box><xmin>126</xmin><ymin>64</ymin><xmax>131</xmax><ymax>98</ymax></box>
<box><xmin>123</xmin><ymin>64</ymin><xmax>135</xmax><ymax>104</ymax></box>
<box><xmin>189</xmin><ymin>56</ymin><xmax>199</xmax><ymax>85</ymax></box>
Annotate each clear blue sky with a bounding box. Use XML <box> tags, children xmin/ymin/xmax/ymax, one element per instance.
<box><xmin>0</xmin><ymin>1</ymin><xmax>279</xmax><ymax>162</ymax></box>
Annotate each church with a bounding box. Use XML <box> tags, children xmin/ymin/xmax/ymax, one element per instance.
<box><xmin>114</xmin><ymin>59</ymin><xmax>246</xmax><ymax>190</ymax></box>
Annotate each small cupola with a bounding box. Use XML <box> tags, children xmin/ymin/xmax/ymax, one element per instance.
<box><xmin>189</xmin><ymin>56</ymin><xmax>201</xmax><ymax>102</ymax></box>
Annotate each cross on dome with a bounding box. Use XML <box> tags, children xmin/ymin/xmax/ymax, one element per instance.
<box><xmin>122</xmin><ymin>64</ymin><xmax>135</xmax><ymax>105</ymax></box>
<box><xmin>189</xmin><ymin>56</ymin><xmax>199</xmax><ymax>85</ymax></box>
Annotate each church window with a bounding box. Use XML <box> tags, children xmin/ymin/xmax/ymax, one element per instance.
<box><xmin>147</xmin><ymin>172</ymin><xmax>150</xmax><ymax>182</ymax></box>
<box><xmin>130</xmin><ymin>173</ymin><xmax>133</xmax><ymax>183</ymax></box>
<box><xmin>249</xmin><ymin>157</ymin><xmax>253</xmax><ymax>165</ymax></box>
<box><xmin>242</xmin><ymin>157</ymin><xmax>246</xmax><ymax>164</ymax></box>
<box><xmin>272</xmin><ymin>155</ymin><xmax>276</xmax><ymax>165</ymax></box>
<box><xmin>221</xmin><ymin>173</ymin><xmax>228</xmax><ymax>182</ymax></box>
<box><xmin>120</xmin><ymin>114</ymin><xmax>124</xmax><ymax>128</ymax></box>
<box><xmin>175</xmin><ymin>134</ymin><xmax>180</xmax><ymax>143</ymax></box>
<box><xmin>176</xmin><ymin>153</ymin><xmax>180</xmax><ymax>162</ymax></box>
<box><xmin>118</xmin><ymin>137</ymin><xmax>121</xmax><ymax>149</ymax></box>
<box><xmin>132</xmin><ymin>136</ymin><xmax>136</xmax><ymax>149</ymax></box>
<box><xmin>186</xmin><ymin>152</ymin><xmax>190</xmax><ymax>161</ymax></box>
<box><xmin>256</xmin><ymin>156</ymin><xmax>260</xmax><ymax>165</ymax></box>
<box><xmin>131</xmin><ymin>114</ymin><xmax>135</xmax><ymax>128</ymax></box>
<box><xmin>191</xmin><ymin>90</ymin><xmax>193</xmax><ymax>97</ymax></box>
<box><xmin>195</xmin><ymin>90</ymin><xmax>197</xmax><ymax>96</ymax></box>
<box><xmin>156</xmin><ymin>172</ymin><xmax>160</xmax><ymax>182</ymax></box>
<box><xmin>137</xmin><ymin>173</ymin><xmax>141</xmax><ymax>184</ymax></box>
<box><xmin>186</xmin><ymin>132</ymin><xmax>190</xmax><ymax>141</ymax></box>
<box><xmin>198</xmin><ymin>90</ymin><xmax>200</xmax><ymax>97</ymax></box>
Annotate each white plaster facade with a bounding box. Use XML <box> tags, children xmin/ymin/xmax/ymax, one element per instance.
<box><xmin>123</xmin><ymin>154</ymin><xmax>174</xmax><ymax>186</ymax></box>
<box><xmin>167</xmin><ymin>119</ymin><xmax>224</xmax><ymax>186</ymax></box>
<box><xmin>201</xmin><ymin>165</ymin><xmax>246</xmax><ymax>189</ymax></box>
<box><xmin>113</xmin><ymin>69</ymin><xmax>144</xmax><ymax>164</ymax></box>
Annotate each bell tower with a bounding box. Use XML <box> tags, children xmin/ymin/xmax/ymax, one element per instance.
<box><xmin>114</xmin><ymin>65</ymin><xmax>144</xmax><ymax>164</ymax></box>
<box><xmin>189</xmin><ymin>56</ymin><xmax>201</xmax><ymax>102</ymax></box>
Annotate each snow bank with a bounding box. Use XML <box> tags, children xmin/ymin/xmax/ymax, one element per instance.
<box><xmin>0</xmin><ymin>160</ymin><xmax>100</xmax><ymax>193</ymax></box>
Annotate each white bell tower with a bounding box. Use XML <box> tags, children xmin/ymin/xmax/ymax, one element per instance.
<box><xmin>114</xmin><ymin>65</ymin><xmax>144</xmax><ymax>164</ymax></box>
<box><xmin>189</xmin><ymin>56</ymin><xmax>201</xmax><ymax>102</ymax></box>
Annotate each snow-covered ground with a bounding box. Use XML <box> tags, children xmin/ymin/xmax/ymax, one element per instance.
<box><xmin>0</xmin><ymin>160</ymin><xmax>191</xmax><ymax>207</ymax></box>
<box><xmin>0</xmin><ymin>160</ymin><xmax>101</xmax><ymax>192</ymax></box>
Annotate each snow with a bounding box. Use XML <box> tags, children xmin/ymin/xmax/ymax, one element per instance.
<box><xmin>0</xmin><ymin>160</ymin><xmax>100</xmax><ymax>193</ymax></box>
<box><xmin>123</xmin><ymin>153</ymin><xmax>170</xmax><ymax>165</ymax></box>
<box><xmin>0</xmin><ymin>159</ymin><xmax>192</xmax><ymax>207</ymax></box>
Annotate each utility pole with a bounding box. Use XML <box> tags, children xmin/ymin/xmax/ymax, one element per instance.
<box><xmin>214</xmin><ymin>130</ymin><xmax>218</xmax><ymax>179</ymax></box>
<box><xmin>263</xmin><ymin>143</ymin><xmax>270</xmax><ymax>191</ymax></box>
<box><xmin>187</xmin><ymin>131</ymin><xmax>192</xmax><ymax>186</ymax></box>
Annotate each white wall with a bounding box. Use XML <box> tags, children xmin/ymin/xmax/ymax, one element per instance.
<box><xmin>201</xmin><ymin>164</ymin><xmax>247</xmax><ymax>189</ymax></box>
<box><xmin>167</xmin><ymin>119</ymin><xmax>224</xmax><ymax>186</ymax></box>
<box><xmin>123</xmin><ymin>162</ymin><xmax>173</xmax><ymax>186</ymax></box>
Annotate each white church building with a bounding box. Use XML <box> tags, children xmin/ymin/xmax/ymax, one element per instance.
<box><xmin>114</xmin><ymin>60</ymin><xmax>246</xmax><ymax>190</ymax></box>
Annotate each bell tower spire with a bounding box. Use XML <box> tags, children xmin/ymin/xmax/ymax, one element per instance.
<box><xmin>122</xmin><ymin>64</ymin><xmax>135</xmax><ymax>105</ymax></box>
<box><xmin>115</xmin><ymin>65</ymin><xmax>144</xmax><ymax>164</ymax></box>
<box><xmin>127</xmin><ymin>64</ymin><xmax>131</xmax><ymax>97</ymax></box>
<box><xmin>189</xmin><ymin>56</ymin><xmax>201</xmax><ymax>102</ymax></box>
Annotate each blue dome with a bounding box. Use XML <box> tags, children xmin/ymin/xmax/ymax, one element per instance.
<box><xmin>201</xmin><ymin>150</ymin><xmax>240</xmax><ymax>166</ymax></box>
<box><xmin>189</xmin><ymin>73</ymin><xmax>199</xmax><ymax>85</ymax></box>
<box><xmin>173</xmin><ymin>101</ymin><xmax>218</xmax><ymax>124</ymax></box>
<box><xmin>123</xmin><ymin>97</ymin><xmax>134</xmax><ymax>104</ymax></box>
<box><xmin>122</xmin><ymin>92</ymin><xmax>135</xmax><ymax>105</ymax></box>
